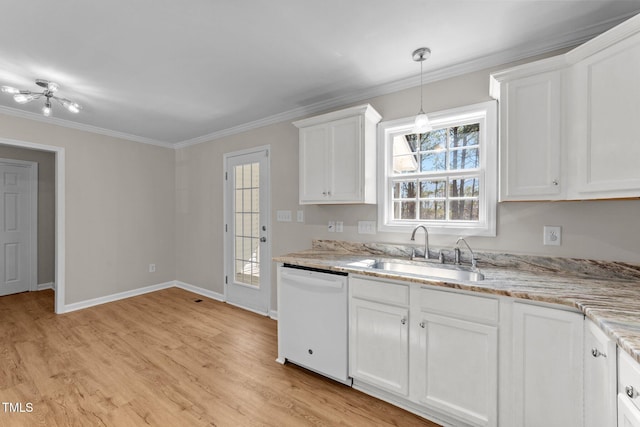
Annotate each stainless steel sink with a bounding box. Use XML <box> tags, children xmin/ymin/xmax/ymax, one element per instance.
<box><xmin>368</xmin><ymin>260</ymin><xmax>484</xmax><ymax>282</ymax></box>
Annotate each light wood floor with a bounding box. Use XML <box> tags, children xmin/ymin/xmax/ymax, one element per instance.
<box><xmin>0</xmin><ymin>288</ymin><xmax>439</xmax><ymax>426</ymax></box>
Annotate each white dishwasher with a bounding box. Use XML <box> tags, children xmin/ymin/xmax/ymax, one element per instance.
<box><xmin>277</xmin><ymin>264</ymin><xmax>351</xmax><ymax>385</ymax></box>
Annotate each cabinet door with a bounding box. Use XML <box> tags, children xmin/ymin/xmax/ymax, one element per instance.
<box><xmin>499</xmin><ymin>71</ymin><xmax>563</xmax><ymax>201</ymax></box>
<box><xmin>413</xmin><ymin>312</ymin><xmax>498</xmax><ymax>427</ymax></box>
<box><xmin>512</xmin><ymin>303</ymin><xmax>583</xmax><ymax>427</ymax></box>
<box><xmin>349</xmin><ymin>298</ymin><xmax>409</xmax><ymax>396</ymax></box>
<box><xmin>571</xmin><ymin>31</ymin><xmax>640</xmax><ymax>198</ymax></box>
<box><xmin>328</xmin><ymin>116</ymin><xmax>362</xmax><ymax>202</ymax></box>
<box><xmin>584</xmin><ymin>319</ymin><xmax>616</xmax><ymax>427</ymax></box>
<box><xmin>619</xmin><ymin>394</ymin><xmax>640</xmax><ymax>427</ymax></box>
<box><xmin>299</xmin><ymin>124</ymin><xmax>329</xmax><ymax>203</ymax></box>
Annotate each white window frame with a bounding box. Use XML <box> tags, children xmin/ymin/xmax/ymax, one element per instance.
<box><xmin>377</xmin><ymin>100</ymin><xmax>497</xmax><ymax>236</ymax></box>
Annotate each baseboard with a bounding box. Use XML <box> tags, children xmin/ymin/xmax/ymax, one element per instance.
<box><xmin>269</xmin><ymin>310</ymin><xmax>278</xmax><ymax>320</ymax></box>
<box><xmin>174</xmin><ymin>281</ymin><xmax>225</xmax><ymax>302</ymax></box>
<box><xmin>62</xmin><ymin>281</ymin><xmax>175</xmax><ymax>313</ymax></box>
<box><xmin>37</xmin><ymin>282</ymin><xmax>54</xmax><ymax>291</ymax></box>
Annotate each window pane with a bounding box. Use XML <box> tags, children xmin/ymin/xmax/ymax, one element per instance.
<box><xmin>393</xmin><ymin>201</ymin><xmax>416</xmax><ymax>219</ymax></box>
<box><xmin>420</xmin><ymin>151</ymin><xmax>446</xmax><ymax>172</ymax></box>
<box><xmin>419</xmin><ymin>201</ymin><xmax>446</xmax><ymax>220</ymax></box>
<box><xmin>449</xmin><ymin>124</ymin><xmax>480</xmax><ymax>148</ymax></box>
<box><xmin>420</xmin><ymin>129</ymin><xmax>447</xmax><ymax>151</ymax></box>
<box><xmin>393</xmin><ymin>180</ymin><xmax>416</xmax><ymax>198</ymax></box>
<box><xmin>449</xmin><ymin>177</ymin><xmax>480</xmax><ymax>198</ymax></box>
<box><xmin>449</xmin><ymin>148</ymin><xmax>479</xmax><ymax>170</ymax></box>
<box><xmin>393</xmin><ymin>154</ymin><xmax>418</xmax><ymax>173</ymax></box>
<box><xmin>419</xmin><ymin>179</ymin><xmax>446</xmax><ymax>198</ymax></box>
<box><xmin>449</xmin><ymin>200</ymin><xmax>479</xmax><ymax>221</ymax></box>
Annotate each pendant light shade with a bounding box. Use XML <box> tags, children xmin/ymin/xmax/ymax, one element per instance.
<box><xmin>412</xmin><ymin>47</ymin><xmax>432</xmax><ymax>134</ymax></box>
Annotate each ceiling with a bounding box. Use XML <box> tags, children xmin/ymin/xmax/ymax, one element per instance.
<box><xmin>1</xmin><ymin>1</ymin><xmax>640</xmax><ymax>148</ymax></box>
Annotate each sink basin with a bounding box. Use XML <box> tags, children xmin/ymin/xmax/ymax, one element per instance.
<box><xmin>369</xmin><ymin>260</ymin><xmax>484</xmax><ymax>282</ymax></box>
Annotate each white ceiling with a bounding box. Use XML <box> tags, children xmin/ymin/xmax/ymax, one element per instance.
<box><xmin>1</xmin><ymin>1</ymin><xmax>639</xmax><ymax>147</ymax></box>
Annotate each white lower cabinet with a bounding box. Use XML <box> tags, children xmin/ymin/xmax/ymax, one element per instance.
<box><xmin>349</xmin><ymin>276</ymin><xmax>410</xmax><ymax>396</ymax></box>
<box><xmin>511</xmin><ymin>302</ymin><xmax>584</xmax><ymax>427</ymax></box>
<box><xmin>618</xmin><ymin>349</ymin><xmax>640</xmax><ymax>427</ymax></box>
<box><xmin>349</xmin><ymin>275</ymin><xmax>498</xmax><ymax>426</ymax></box>
<box><xmin>349</xmin><ymin>298</ymin><xmax>409</xmax><ymax>396</ymax></box>
<box><xmin>413</xmin><ymin>312</ymin><xmax>498</xmax><ymax>426</ymax></box>
<box><xmin>584</xmin><ymin>318</ymin><xmax>616</xmax><ymax>427</ymax></box>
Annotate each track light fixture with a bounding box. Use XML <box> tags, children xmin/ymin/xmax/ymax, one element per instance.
<box><xmin>1</xmin><ymin>79</ymin><xmax>82</xmax><ymax>117</ymax></box>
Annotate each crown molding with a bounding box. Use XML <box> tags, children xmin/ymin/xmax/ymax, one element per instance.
<box><xmin>2</xmin><ymin>11</ymin><xmax>635</xmax><ymax>150</ymax></box>
<box><xmin>0</xmin><ymin>105</ymin><xmax>174</xmax><ymax>148</ymax></box>
<box><xmin>175</xmin><ymin>11</ymin><xmax>634</xmax><ymax>149</ymax></box>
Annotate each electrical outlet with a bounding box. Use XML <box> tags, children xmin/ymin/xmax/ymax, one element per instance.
<box><xmin>328</xmin><ymin>221</ymin><xmax>336</xmax><ymax>232</ymax></box>
<box><xmin>296</xmin><ymin>210</ymin><xmax>304</xmax><ymax>223</ymax></box>
<box><xmin>357</xmin><ymin>221</ymin><xmax>376</xmax><ymax>235</ymax></box>
<box><xmin>543</xmin><ymin>226</ymin><xmax>562</xmax><ymax>246</ymax></box>
<box><xmin>336</xmin><ymin>221</ymin><xmax>343</xmax><ymax>232</ymax></box>
<box><xmin>149</xmin><ymin>264</ymin><xmax>156</xmax><ymax>273</ymax></box>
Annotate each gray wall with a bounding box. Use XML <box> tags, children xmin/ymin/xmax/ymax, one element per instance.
<box><xmin>0</xmin><ymin>114</ymin><xmax>176</xmax><ymax>305</ymax></box>
<box><xmin>0</xmin><ymin>145</ymin><xmax>55</xmax><ymax>285</ymax></box>
<box><xmin>175</xmin><ymin>63</ymin><xmax>640</xmax><ymax>311</ymax></box>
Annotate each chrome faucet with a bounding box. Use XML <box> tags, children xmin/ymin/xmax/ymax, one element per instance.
<box><xmin>454</xmin><ymin>237</ymin><xmax>478</xmax><ymax>269</ymax></box>
<box><xmin>410</xmin><ymin>225</ymin><xmax>430</xmax><ymax>260</ymax></box>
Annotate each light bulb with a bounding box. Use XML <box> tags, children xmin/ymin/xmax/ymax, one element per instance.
<box><xmin>14</xmin><ymin>93</ymin><xmax>34</xmax><ymax>104</ymax></box>
<box><xmin>42</xmin><ymin>100</ymin><xmax>52</xmax><ymax>117</ymax></box>
<box><xmin>1</xmin><ymin>86</ymin><xmax>20</xmax><ymax>94</ymax></box>
<box><xmin>414</xmin><ymin>111</ymin><xmax>432</xmax><ymax>134</ymax></box>
<box><xmin>66</xmin><ymin>102</ymin><xmax>81</xmax><ymax>113</ymax></box>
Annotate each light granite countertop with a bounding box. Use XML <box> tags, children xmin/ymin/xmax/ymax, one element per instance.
<box><xmin>274</xmin><ymin>240</ymin><xmax>640</xmax><ymax>365</ymax></box>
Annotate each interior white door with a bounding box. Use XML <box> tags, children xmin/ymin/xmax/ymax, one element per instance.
<box><xmin>224</xmin><ymin>148</ymin><xmax>270</xmax><ymax>314</ymax></box>
<box><xmin>0</xmin><ymin>159</ymin><xmax>37</xmax><ymax>296</ymax></box>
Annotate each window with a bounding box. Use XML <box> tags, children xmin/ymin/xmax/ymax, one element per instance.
<box><xmin>378</xmin><ymin>101</ymin><xmax>497</xmax><ymax>236</ymax></box>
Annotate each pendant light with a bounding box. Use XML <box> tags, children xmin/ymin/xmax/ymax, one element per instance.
<box><xmin>412</xmin><ymin>47</ymin><xmax>432</xmax><ymax>133</ymax></box>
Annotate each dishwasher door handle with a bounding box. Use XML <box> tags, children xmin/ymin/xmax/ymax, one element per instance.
<box><xmin>280</xmin><ymin>270</ymin><xmax>344</xmax><ymax>289</ymax></box>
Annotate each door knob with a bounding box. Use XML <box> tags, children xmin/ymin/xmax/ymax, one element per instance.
<box><xmin>260</xmin><ymin>237</ymin><xmax>267</xmax><ymax>242</ymax></box>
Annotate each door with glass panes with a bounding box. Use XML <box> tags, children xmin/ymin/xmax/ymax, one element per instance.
<box><xmin>224</xmin><ymin>148</ymin><xmax>270</xmax><ymax>314</ymax></box>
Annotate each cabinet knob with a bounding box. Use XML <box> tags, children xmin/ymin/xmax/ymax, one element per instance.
<box><xmin>591</xmin><ymin>348</ymin><xmax>606</xmax><ymax>358</ymax></box>
<box><xmin>400</xmin><ymin>317</ymin><xmax>407</xmax><ymax>325</ymax></box>
<box><xmin>322</xmin><ymin>191</ymin><xmax>327</xmax><ymax>196</ymax></box>
<box><xmin>552</xmin><ymin>179</ymin><xmax>559</xmax><ymax>186</ymax></box>
<box><xmin>627</xmin><ymin>385</ymin><xmax>638</xmax><ymax>399</ymax></box>
<box><xmin>419</xmin><ymin>321</ymin><xmax>425</xmax><ymax>328</ymax></box>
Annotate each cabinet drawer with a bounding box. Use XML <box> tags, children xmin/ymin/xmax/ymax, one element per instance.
<box><xmin>419</xmin><ymin>287</ymin><xmax>499</xmax><ymax>325</ymax></box>
<box><xmin>350</xmin><ymin>276</ymin><xmax>409</xmax><ymax>306</ymax></box>
<box><xmin>619</xmin><ymin>349</ymin><xmax>640</xmax><ymax>412</ymax></box>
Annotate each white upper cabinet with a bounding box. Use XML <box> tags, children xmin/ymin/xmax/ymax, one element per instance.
<box><xmin>491</xmin><ymin>12</ymin><xmax>640</xmax><ymax>201</ymax></box>
<box><xmin>490</xmin><ymin>59</ymin><xmax>565</xmax><ymax>201</ymax></box>
<box><xmin>294</xmin><ymin>104</ymin><xmax>381</xmax><ymax>204</ymax></box>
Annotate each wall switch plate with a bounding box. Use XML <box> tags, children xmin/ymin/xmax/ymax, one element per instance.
<box><xmin>296</xmin><ymin>210</ymin><xmax>304</xmax><ymax>222</ymax></box>
<box><xmin>357</xmin><ymin>220</ymin><xmax>376</xmax><ymax>234</ymax></box>
<box><xmin>328</xmin><ymin>221</ymin><xmax>336</xmax><ymax>232</ymax></box>
<box><xmin>149</xmin><ymin>264</ymin><xmax>156</xmax><ymax>273</ymax></box>
<box><xmin>336</xmin><ymin>221</ymin><xmax>343</xmax><ymax>232</ymax></box>
<box><xmin>543</xmin><ymin>225</ymin><xmax>562</xmax><ymax>246</ymax></box>
<box><xmin>276</xmin><ymin>210</ymin><xmax>292</xmax><ymax>222</ymax></box>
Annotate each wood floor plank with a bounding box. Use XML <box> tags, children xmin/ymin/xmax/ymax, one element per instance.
<box><xmin>0</xmin><ymin>288</ymin><xmax>439</xmax><ymax>426</ymax></box>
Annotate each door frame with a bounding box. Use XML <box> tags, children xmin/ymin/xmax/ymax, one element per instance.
<box><xmin>222</xmin><ymin>145</ymin><xmax>271</xmax><ymax>315</ymax></box>
<box><xmin>0</xmin><ymin>157</ymin><xmax>38</xmax><ymax>292</ymax></box>
<box><xmin>0</xmin><ymin>137</ymin><xmax>65</xmax><ymax>314</ymax></box>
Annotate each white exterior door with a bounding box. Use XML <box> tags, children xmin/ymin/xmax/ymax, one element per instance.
<box><xmin>0</xmin><ymin>159</ymin><xmax>37</xmax><ymax>296</ymax></box>
<box><xmin>224</xmin><ymin>147</ymin><xmax>271</xmax><ymax>314</ymax></box>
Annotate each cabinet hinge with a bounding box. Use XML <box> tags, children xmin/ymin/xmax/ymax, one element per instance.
<box><xmin>225</xmin><ymin>224</ymin><xmax>228</xmax><ymax>232</ymax></box>
<box><xmin>225</xmin><ymin>171</ymin><xmax>228</xmax><ymax>180</ymax></box>
<box><xmin>225</xmin><ymin>276</ymin><xmax>228</xmax><ymax>284</ymax></box>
